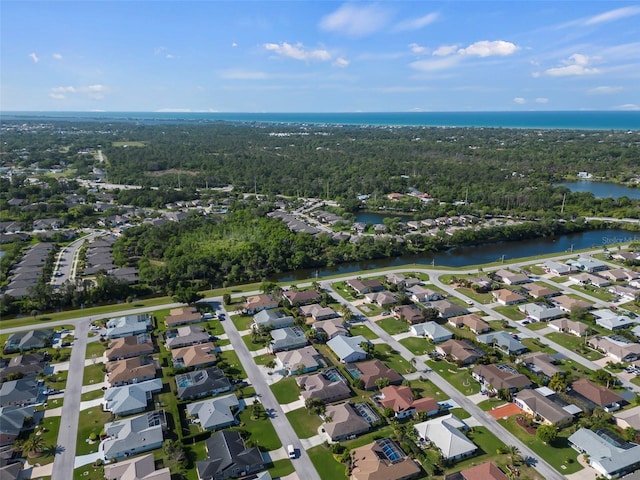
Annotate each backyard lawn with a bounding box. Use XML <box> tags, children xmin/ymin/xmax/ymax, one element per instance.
<box><xmin>374</xmin><ymin>343</ymin><xmax>416</xmax><ymax>374</ymax></box>
<box><xmin>285</xmin><ymin>408</ymin><xmax>323</xmax><ymax>438</ymax></box>
<box><xmin>376</xmin><ymin>317</ymin><xmax>409</xmax><ymax>335</ymax></box>
<box><xmin>399</xmin><ymin>337</ymin><xmax>434</xmax><ymax>356</ymax></box>
<box><xmin>270</xmin><ymin>377</ymin><xmax>301</xmax><ymax>404</ymax></box>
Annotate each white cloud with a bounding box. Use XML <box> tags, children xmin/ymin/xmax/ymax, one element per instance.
<box><xmin>409</xmin><ymin>43</ymin><xmax>428</xmax><ymax>55</ymax></box>
<box><xmin>29</xmin><ymin>52</ymin><xmax>39</xmax><ymax>63</ymax></box>
<box><xmin>394</xmin><ymin>12</ymin><xmax>439</xmax><ymax>32</ymax></box>
<box><xmin>588</xmin><ymin>86</ymin><xmax>623</xmax><ymax>95</ymax></box>
<box><xmin>410</xmin><ymin>56</ymin><xmax>461</xmax><ymax>72</ymax></box>
<box><xmin>583</xmin><ymin>6</ymin><xmax>640</xmax><ymax>26</ymax></box>
<box><xmin>535</xmin><ymin>97</ymin><xmax>549</xmax><ymax>104</ymax></box>
<box><xmin>49</xmin><ymin>93</ymin><xmax>65</xmax><ymax>100</ymax></box>
<box><xmin>513</xmin><ymin>97</ymin><xmax>526</xmax><ymax>104</ymax></box>
<box><xmin>50</xmin><ymin>84</ymin><xmax>109</xmax><ymax>100</ymax></box>
<box><xmin>51</xmin><ymin>86</ymin><xmax>77</xmax><ymax>93</ymax></box>
<box><xmin>231</xmin><ymin>42</ymin><xmax>238</xmax><ymax>47</ymax></box>
<box><xmin>458</xmin><ymin>40</ymin><xmax>519</xmax><ymax>57</ymax></box>
<box><xmin>220</xmin><ymin>70</ymin><xmax>269</xmax><ymax>80</ymax></box>
<box><xmin>154</xmin><ymin>47</ymin><xmax>175</xmax><ymax>59</ymax></box>
<box><xmin>545</xmin><ymin>54</ymin><xmax>600</xmax><ymax>77</ymax></box>
<box><xmin>319</xmin><ymin>3</ymin><xmax>391</xmax><ymax>37</ymax></box>
<box><xmin>264</xmin><ymin>42</ymin><xmax>331</xmax><ymax>62</ymax></box>
<box><xmin>332</xmin><ymin>57</ymin><xmax>350</xmax><ymax>68</ymax></box>
<box><xmin>52</xmin><ymin>53</ymin><xmax>63</xmax><ymax>60</ymax></box>
<box><xmin>614</xmin><ymin>104</ymin><xmax>640</xmax><ymax>111</ymax></box>
<box><xmin>432</xmin><ymin>44</ymin><xmax>458</xmax><ymax>57</ymax></box>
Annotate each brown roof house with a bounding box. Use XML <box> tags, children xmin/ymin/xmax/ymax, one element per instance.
<box><xmin>300</xmin><ymin>304</ymin><xmax>339</xmax><ymax>321</ymax></box>
<box><xmin>514</xmin><ymin>389</ymin><xmax>574</xmax><ymax>426</ymax></box>
<box><xmin>378</xmin><ymin>385</ymin><xmax>439</xmax><ymax>419</ymax></box>
<box><xmin>312</xmin><ymin>318</ymin><xmax>348</xmax><ymax>340</ymax></box>
<box><xmin>347</xmin><ymin>360</ymin><xmax>403</xmax><ymax>390</ymax></box>
<box><xmin>552</xmin><ymin>295</ymin><xmax>593</xmax><ymax>313</ymax></box>
<box><xmin>105</xmin><ymin>334</ymin><xmax>154</xmax><ymax>361</ymax></box>
<box><xmin>448</xmin><ymin>314</ymin><xmax>490</xmax><ymax>334</ymax></box>
<box><xmin>392</xmin><ymin>304</ymin><xmax>425</xmax><ymax>324</ymax></box>
<box><xmin>347</xmin><ymin>279</ymin><xmax>384</xmax><ymax>295</ymax></box>
<box><xmin>494</xmin><ymin>269</ymin><xmax>530</xmax><ymax>285</ymax></box>
<box><xmin>446</xmin><ymin>462</ymin><xmax>509</xmax><ymax>480</ymax></box>
<box><xmin>548</xmin><ymin>318</ymin><xmax>588</xmax><ymax>337</ymax></box>
<box><xmin>522</xmin><ymin>283</ymin><xmax>560</xmax><ymax>299</ymax></box>
<box><xmin>571</xmin><ymin>378</ymin><xmax>625</xmax><ymax>412</ymax></box>
<box><xmin>323</xmin><ymin>402</ymin><xmax>370</xmax><ymax>441</ymax></box>
<box><xmin>472</xmin><ymin>364</ymin><xmax>532</xmax><ymax>394</ymax></box>
<box><xmin>106</xmin><ymin>356</ymin><xmax>157</xmax><ymax>387</ymax></box>
<box><xmin>436</xmin><ymin>339</ymin><xmax>485</xmax><ymax>366</ymax></box>
<box><xmin>282</xmin><ymin>289</ymin><xmax>321</xmax><ymax>306</ymax></box>
<box><xmin>492</xmin><ymin>289</ymin><xmax>527</xmax><ymax>306</ymax></box>
<box><xmin>521</xmin><ymin>352</ymin><xmax>563</xmax><ymax>379</ymax></box>
<box><xmin>365</xmin><ymin>291</ymin><xmax>397</xmax><ymax>307</ymax></box>
<box><xmin>171</xmin><ymin>342</ymin><xmax>217</xmax><ymax>369</ymax></box>
<box><xmin>103</xmin><ymin>453</ymin><xmax>170</xmax><ymax>480</ymax></box>
<box><xmin>275</xmin><ymin>346</ymin><xmax>324</xmax><ymax>375</ymax></box>
<box><xmin>430</xmin><ymin>300</ymin><xmax>468</xmax><ymax>319</ymax></box>
<box><xmin>243</xmin><ymin>294</ymin><xmax>279</xmax><ymax>315</ymax></box>
<box><xmin>164</xmin><ymin>307</ymin><xmax>203</xmax><ymax>328</ymax></box>
<box><xmin>350</xmin><ymin>438</ymin><xmax>421</xmax><ymax>480</ymax></box>
<box><xmin>297</xmin><ymin>371</ymin><xmax>352</xmax><ymax>403</ymax></box>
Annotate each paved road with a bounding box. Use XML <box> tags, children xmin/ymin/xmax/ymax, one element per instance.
<box><xmin>215</xmin><ymin>303</ymin><xmax>322</xmax><ymax>480</ymax></box>
<box><xmin>51</xmin><ymin>320</ymin><xmax>89</xmax><ymax>480</ymax></box>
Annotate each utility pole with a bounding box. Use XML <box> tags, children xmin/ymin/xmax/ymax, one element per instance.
<box><xmin>561</xmin><ymin>194</ymin><xmax>566</xmax><ymax>214</ymax></box>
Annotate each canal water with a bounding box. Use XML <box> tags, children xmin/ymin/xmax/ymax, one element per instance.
<box><xmin>556</xmin><ymin>181</ymin><xmax>640</xmax><ymax>199</ymax></box>
<box><xmin>271</xmin><ymin>228</ymin><xmax>638</xmax><ymax>282</ymax></box>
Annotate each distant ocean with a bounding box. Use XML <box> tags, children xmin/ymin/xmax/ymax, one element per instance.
<box><xmin>2</xmin><ymin>111</ymin><xmax>639</xmax><ymax>131</ymax></box>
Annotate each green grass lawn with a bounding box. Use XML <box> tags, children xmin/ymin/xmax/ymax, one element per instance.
<box><xmin>308</xmin><ymin>444</ymin><xmax>348</xmax><ymax>480</ymax></box>
<box><xmin>498</xmin><ymin>417</ymin><xmax>582</xmax><ymax>475</ymax></box>
<box><xmin>207</xmin><ymin>320</ymin><xmax>225</xmax><ymax>336</ymax></box>
<box><xmin>76</xmin><ymin>408</ymin><xmax>113</xmax><ymax>455</ymax></box>
<box><xmin>85</xmin><ymin>341</ymin><xmax>107</xmax><ymax>359</ymax></box>
<box><xmin>19</xmin><ymin>416</ymin><xmax>61</xmax><ymax>465</ymax></box>
<box><xmin>267</xmin><ymin>459</ymin><xmax>295</xmax><ymax>479</ymax></box>
<box><xmin>231</xmin><ymin>314</ymin><xmax>255</xmax><ymax>332</ymax></box>
<box><xmin>494</xmin><ymin>305</ymin><xmax>527</xmax><ymax>320</ymax></box>
<box><xmin>80</xmin><ymin>389</ymin><xmax>105</xmax><ymax>402</ymax></box>
<box><xmin>82</xmin><ymin>363</ymin><xmax>105</xmax><ymax>386</ymax></box>
<box><xmin>399</xmin><ymin>337</ymin><xmax>434</xmax><ymax>356</ymax></box>
<box><xmin>217</xmin><ymin>350</ymin><xmax>247</xmax><ymax>380</ymax></box>
<box><xmin>349</xmin><ymin>324</ymin><xmax>379</xmax><ymax>340</ymax></box>
<box><xmin>270</xmin><ymin>377</ymin><xmax>301</xmax><ymax>404</ymax></box>
<box><xmin>374</xmin><ymin>344</ymin><xmax>416</xmax><ymax>374</ymax></box>
<box><xmin>343</xmin><ymin>425</ymin><xmax>395</xmax><ymax>449</ymax></box>
<box><xmin>455</xmin><ymin>287</ymin><xmax>493</xmax><ymax>304</ymax></box>
<box><xmin>376</xmin><ymin>317</ymin><xmax>409</xmax><ymax>335</ymax></box>
<box><xmin>409</xmin><ymin>378</ymin><xmax>446</xmax><ymax>399</ymax></box>
<box><xmin>520</xmin><ymin>337</ymin><xmax>558</xmax><ymax>355</ymax></box>
<box><xmin>242</xmin><ymin>334</ymin><xmax>270</xmax><ymax>352</ymax></box>
<box><xmin>232</xmin><ymin>407</ymin><xmax>282</xmax><ymax>451</ymax></box>
<box><xmin>74</xmin><ymin>466</ymin><xmax>104</xmax><ymax>480</ymax></box>
<box><xmin>44</xmin><ymin>370</ymin><xmax>68</xmax><ymax>390</ymax></box>
<box><xmin>253</xmin><ymin>353</ymin><xmax>276</xmax><ymax>365</ymax></box>
<box><xmin>526</xmin><ymin>321</ymin><xmax>550</xmax><ymax>331</ymax></box>
<box><xmin>331</xmin><ymin>281</ymin><xmax>359</xmax><ymax>302</ymax></box>
<box><xmin>285</xmin><ymin>408</ymin><xmax>322</xmax><ymax>438</ymax></box>
<box><xmin>569</xmin><ymin>285</ymin><xmax>616</xmax><ymax>302</ymax></box>
<box><xmin>477</xmin><ymin>398</ymin><xmax>508</xmax><ymax>411</ymax></box>
<box><xmin>545</xmin><ymin>332</ymin><xmax>604</xmax><ymax>361</ymax></box>
<box><xmin>426</xmin><ymin>360</ymin><xmax>480</xmax><ymax>395</ymax></box>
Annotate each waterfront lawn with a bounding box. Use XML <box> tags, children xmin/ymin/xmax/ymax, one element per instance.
<box><xmin>425</xmin><ymin>360</ymin><xmax>480</xmax><ymax>395</ymax></box>
<box><xmin>569</xmin><ymin>284</ymin><xmax>616</xmax><ymax>302</ymax></box>
<box><xmin>498</xmin><ymin>416</ymin><xmax>582</xmax><ymax>474</ymax></box>
<box><xmin>545</xmin><ymin>332</ymin><xmax>604</xmax><ymax>361</ymax></box>
<box><xmin>349</xmin><ymin>324</ymin><xmax>379</xmax><ymax>340</ymax></box>
<box><xmin>76</xmin><ymin>408</ymin><xmax>112</xmax><ymax>455</ymax></box>
<box><xmin>286</xmin><ymin>407</ymin><xmax>322</xmax><ymax>439</ymax></box>
<box><xmin>308</xmin><ymin>444</ymin><xmax>348</xmax><ymax>480</ymax></box>
<box><xmin>85</xmin><ymin>340</ymin><xmax>106</xmax><ymax>359</ymax></box>
<box><xmin>399</xmin><ymin>337</ymin><xmax>434</xmax><ymax>356</ymax></box>
<box><xmin>494</xmin><ymin>305</ymin><xmax>526</xmax><ymax>320</ymax></box>
<box><xmin>374</xmin><ymin>344</ymin><xmax>416</xmax><ymax>374</ymax></box>
<box><xmin>270</xmin><ymin>377</ymin><xmax>301</xmax><ymax>404</ymax></box>
<box><xmin>231</xmin><ymin>314</ymin><xmax>255</xmax><ymax>332</ymax></box>
<box><xmin>82</xmin><ymin>363</ymin><xmax>105</xmax><ymax>386</ymax></box>
<box><xmin>232</xmin><ymin>407</ymin><xmax>282</xmax><ymax>451</ymax></box>
<box><xmin>376</xmin><ymin>317</ymin><xmax>409</xmax><ymax>335</ymax></box>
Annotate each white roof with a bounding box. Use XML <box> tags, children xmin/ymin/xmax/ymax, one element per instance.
<box><xmin>414</xmin><ymin>414</ymin><xmax>477</xmax><ymax>459</ymax></box>
<box><xmin>186</xmin><ymin>394</ymin><xmax>239</xmax><ymax>430</ymax></box>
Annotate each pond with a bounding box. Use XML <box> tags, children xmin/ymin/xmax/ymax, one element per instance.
<box><xmin>556</xmin><ymin>181</ymin><xmax>640</xmax><ymax>199</ymax></box>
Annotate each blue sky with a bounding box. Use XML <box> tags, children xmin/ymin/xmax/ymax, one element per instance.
<box><xmin>2</xmin><ymin>1</ymin><xmax>639</xmax><ymax>112</ymax></box>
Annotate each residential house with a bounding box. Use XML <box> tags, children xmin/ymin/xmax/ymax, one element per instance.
<box><xmin>346</xmin><ymin>279</ymin><xmax>384</xmax><ymax>295</ymax></box>
<box><xmin>0</xmin><ymin>379</ymin><xmax>41</xmax><ymax>407</ymax></box>
<box><xmin>253</xmin><ymin>310</ymin><xmax>294</xmax><ymax>331</ymax></box>
<box><xmin>414</xmin><ymin>414</ymin><xmax>477</xmax><ymax>461</ymax></box>
<box><xmin>568</xmin><ymin>428</ymin><xmax>640</xmax><ymax>479</ymax></box>
<box><xmin>521</xmin><ymin>352</ymin><xmax>563</xmax><ymax>379</ymax></box>
<box><xmin>0</xmin><ymin>353</ymin><xmax>47</xmax><ymax>382</ymax></box>
<box><xmin>407</xmin><ymin>285</ymin><xmax>443</xmax><ymax>303</ymax></box>
<box><xmin>592</xmin><ymin>309</ymin><xmax>637</xmax><ymax>330</ymax></box>
<box><xmin>276</xmin><ymin>346</ymin><xmax>324</xmax><ymax>374</ymax></box>
<box><xmin>588</xmin><ymin>336</ymin><xmax>640</xmax><ymax>363</ymax></box>
<box><xmin>518</xmin><ymin>303</ymin><xmax>564</xmax><ymax>322</ymax></box>
<box><xmin>386</xmin><ymin>273</ymin><xmax>421</xmax><ymax>288</ymax></box>
<box><xmin>103</xmin><ymin>378</ymin><xmax>163</xmax><ymax>417</ymax></box>
<box><xmin>297</xmin><ymin>371</ymin><xmax>351</xmax><ymax>403</ymax></box>
<box><xmin>448</xmin><ymin>314</ymin><xmax>490</xmax><ymax>334</ymax></box>
<box><xmin>569</xmin><ymin>272</ymin><xmax>611</xmax><ymax>288</ymax></box>
<box><xmin>172</xmin><ymin>343</ymin><xmax>217</xmax><ymax>369</ymax></box>
<box><xmin>364</xmin><ymin>291</ymin><xmax>397</xmax><ymax>307</ymax></box>
<box><xmin>312</xmin><ymin>318</ymin><xmax>348</xmax><ymax>340</ymax></box>
<box><xmin>571</xmin><ymin>378</ymin><xmax>625</xmax><ymax>412</ymax></box>
<box><xmin>164</xmin><ymin>307</ymin><xmax>203</xmax><ymax>328</ymax></box>
<box><xmin>327</xmin><ymin>335</ymin><xmax>369</xmax><ymax>363</ymax></box>
<box><xmin>103</xmin><ymin>410</ymin><xmax>167</xmax><ymax>460</ymax></box>
<box><xmin>186</xmin><ymin>394</ymin><xmax>240</xmax><ymax>431</ymax></box>
<box><xmin>0</xmin><ymin>405</ymin><xmax>35</xmax><ymax>447</ymax></box>
<box><xmin>346</xmin><ymin>359</ymin><xmax>403</xmax><ymax>390</ymax></box>
<box><xmin>410</xmin><ymin>322</ymin><xmax>453</xmax><ymax>343</ymax></box>
<box><xmin>436</xmin><ymin>339</ymin><xmax>485</xmax><ymax>366</ymax></box>
<box><xmin>607</xmin><ymin>285</ymin><xmax>639</xmax><ymax>302</ymax></box>
<box><xmin>472</xmin><ymin>364</ymin><xmax>531</xmax><ymax>393</ymax></box>
<box><xmin>176</xmin><ymin>367</ymin><xmax>231</xmax><ymax>400</ymax></box>
<box><xmin>106</xmin><ymin>314</ymin><xmax>152</xmax><ymax>339</ymax></box>
<box><xmin>600</xmin><ymin>268</ymin><xmax>638</xmax><ymax>283</ymax></box>
<box><xmin>105</xmin><ymin>334</ymin><xmax>154</xmax><ymax>361</ymax></box>
<box><xmin>446</xmin><ymin>462</ymin><xmax>509</xmax><ymax>480</ymax></box>
<box><xmin>299</xmin><ymin>304</ymin><xmax>338</xmax><ymax>321</ymax></box>
<box><xmin>3</xmin><ymin>329</ymin><xmax>54</xmax><ymax>354</ymax></box>
<box><xmin>350</xmin><ymin>438</ymin><xmax>421</xmax><ymax>480</ymax></box>
<box><xmin>269</xmin><ymin>327</ymin><xmax>307</xmax><ymax>353</ymax></box>
<box><xmin>514</xmin><ymin>389</ymin><xmax>574</xmax><ymax>426</ymax></box>
<box><xmin>492</xmin><ymin>289</ymin><xmax>527</xmax><ymax>306</ymax></box>
<box><xmin>282</xmin><ymin>289</ymin><xmax>321</xmax><ymax>306</ymax></box>
<box><xmin>323</xmin><ymin>402</ymin><xmax>370</xmax><ymax>441</ymax></box>
<box><xmin>430</xmin><ymin>300</ymin><xmax>468</xmax><ymax>319</ymax></box>
<box><xmin>494</xmin><ymin>269</ymin><xmax>530</xmax><ymax>285</ymax></box>
<box><xmin>106</xmin><ymin>356</ymin><xmax>157</xmax><ymax>387</ymax></box>
<box><xmin>548</xmin><ymin>318</ymin><xmax>588</xmax><ymax>337</ymax></box>
<box><xmin>552</xmin><ymin>295</ymin><xmax>593</xmax><ymax>313</ymax></box>
<box><xmin>615</xmin><ymin>406</ymin><xmax>640</xmax><ymax>431</ymax></box>
<box><xmin>613</xmin><ymin>251</ymin><xmax>639</xmax><ymax>262</ymax></box>
<box><xmin>103</xmin><ymin>453</ymin><xmax>171</xmax><ymax>480</ymax></box>
<box><xmin>476</xmin><ymin>331</ymin><xmax>528</xmax><ymax>355</ymax></box>
<box><xmin>378</xmin><ymin>385</ymin><xmax>439</xmax><ymax>419</ymax></box>
<box><xmin>165</xmin><ymin>326</ymin><xmax>212</xmax><ymax>350</ymax></box>
<box><xmin>392</xmin><ymin>304</ymin><xmax>425</xmax><ymax>324</ymax></box>
<box><xmin>570</xmin><ymin>256</ymin><xmax>608</xmax><ymax>273</ymax></box>
<box><xmin>196</xmin><ymin>430</ymin><xmax>264</xmax><ymax>480</ymax></box>
<box><xmin>522</xmin><ymin>283</ymin><xmax>560</xmax><ymax>299</ymax></box>
<box><xmin>243</xmin><ymin>295</ymin><xmax>279</xmax><ymax>315</ymax></box>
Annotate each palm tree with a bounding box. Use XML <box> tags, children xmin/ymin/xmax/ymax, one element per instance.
<box><xmin>23</xmin><ymin>435</ymin><xmax>46</xmax><ymax>457</ymax></box>
<box><xmin>339</xmin><ymin>304</ymin><xmax>353</xmax><ymax>323</ymax></box>
<box><xmin>504</xmin><ymin>445</ymin><xmax>522</xmax><ymax>465</ymax></box>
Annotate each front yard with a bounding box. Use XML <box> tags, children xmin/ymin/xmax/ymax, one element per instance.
<box><xmin>545</xmin><ymin>332</ymin><xmax>604</xmax><ymax>361</ymax></box>
<box><xmin>399</xmin><ymin>337</ymin><xmax>434</xmax><ymax>356</ymax></box>
<box><xmin>76</xmin><ymin>407</ymin><xmax>113</xmax><ymax>455</ymax></box>
<box><xmin>374</xmin><ymin>343</ymin><xmax>416</xmax><ymax>374</ymax></box>
<box><xmin>376</xmin><ymin>317</ymin><xmax>409</xmax><ymax>335</ymax></box>
<box><xmin>349</xmin><ymin>324</ymin><xmax>379</xmax><ymax>340</ymax></box>
<box><xmin>285</xmin><ymin>408</ymin><xmax>323</xmax><ymax>438</ymax></box>
<box><xmin>82</xmin><ymin>363</ymin><xmax>105</xmax><ymax>386</ymax></box>
<box><xmin>425</xmin><ymin>360</ymin><xmax>480</xmax><ymax>395</ymax></box>
<box><xmin>270</xmin><ymin>377</ymin><xmax>301</xmax><ymax>404</ymax></box>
